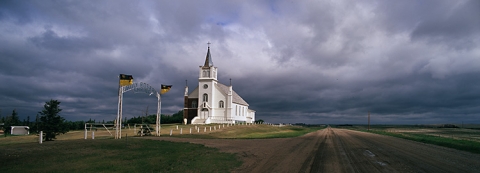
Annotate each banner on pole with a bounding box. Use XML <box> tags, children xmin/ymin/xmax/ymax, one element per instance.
<box><xmin>119</xmin><ymin>74</ymin><xmax>133</xmax><ymax>86</ymax></box>
<box><xmin>160</xmin><ymin>84</ymin><xmax>172</xmax><ymax>94</ymax></box>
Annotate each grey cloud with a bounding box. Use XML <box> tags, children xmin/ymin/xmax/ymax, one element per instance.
<box><xmin>1</xmin><ymin>0</ymin><xmax>480</xmax><ymax>125</ymax></box>
<box><xmin>411</xmin><ymin>0</ymin><xmax>480</xmax><ymax>41</ymax></box>
<box><xmin>29</xmin><ymin>28</ymin><xmax>107</xmax><ymax>52</ymax></box>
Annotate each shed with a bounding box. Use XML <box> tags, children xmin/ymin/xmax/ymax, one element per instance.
<box><xmin>11</xmin><ymin>126</ymin><xmax>29</xmax><ymax>135</ymax></box>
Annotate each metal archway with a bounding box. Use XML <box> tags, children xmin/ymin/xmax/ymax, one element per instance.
<box><xmin>116</xmin><ymin>82</ymin><xmax>162</xmax><ymax>139</ymax></box>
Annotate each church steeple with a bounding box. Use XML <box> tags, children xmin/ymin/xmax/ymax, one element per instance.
<box><xmin>199</xmin><ymin>43</ymin><xmax>218</xmax><ymax>81</ymax></box>
<box><xmin>203</xmin><ymin>43</ymin><xmax>213</xmax><ymax>67</ymax></box>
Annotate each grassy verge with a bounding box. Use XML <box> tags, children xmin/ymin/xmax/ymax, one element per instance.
<box><xmin>0</xmin><ymin>138</ymin><xmax>241</xmax><ymax>172</ymax></box>
<box><xmin>362</xmin><ymin>129</ymin><xmax>480</xmax><ymax>154</ymax></box>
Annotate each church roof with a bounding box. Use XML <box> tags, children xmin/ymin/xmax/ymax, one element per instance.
<box><xmin>203</xmin><ymin>46</ymin><xmax>213</xmax><ymax>67</ymax></box>
<box><xmin>216</xmin><ymin>83</ymin><xmax>249</xmax><ymax>106</ymax></box>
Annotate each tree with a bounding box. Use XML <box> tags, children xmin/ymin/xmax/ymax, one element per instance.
<box><xmin>255</xmin><ymin>119</ymin><xmax>264</xmax><ymax>124</ymax></box>
<box><xmin>31</xmin><ymin>114</ymin><xmax>40</xmax><ymax>133</ymax></box>
<box><xmin>38</xmin><ymin>100</ymin><xmax>68</xmax><ymax>141</ymax></box>
<box><xmin>4</xmin><ymin>109</ymin><xmax>21</xmax><ymax>135</ymax></box>
<box><xmin>10</xmin><ymin>109</ymin><xmax>21</xmax><ymax>125</ymax></box>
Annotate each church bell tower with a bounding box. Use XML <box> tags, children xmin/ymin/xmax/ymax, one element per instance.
<box><xmin>198</xmin><ymin>44</ymin><xmax>218</xmax><ymax>119</ymax></box>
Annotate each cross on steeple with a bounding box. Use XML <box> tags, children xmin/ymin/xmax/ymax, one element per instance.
<box><xmin>207</xmin><ymin>42</ymin><xmax>211</xmax><ymax>48</ymax></box>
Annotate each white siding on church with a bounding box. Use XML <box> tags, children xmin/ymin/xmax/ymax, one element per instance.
<box><xmin>211</xmin><ymin>86</ymin><xmax>227</xmax><ymax>120</ymax></box>
<box><xmin>230</xmin><ymin>103</ymin><xmax>249</xmax><ymax>122</ymax></box>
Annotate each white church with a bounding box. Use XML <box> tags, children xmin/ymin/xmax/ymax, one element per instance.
<box><xmin>183</xmin><ymin>45</ymin><xmax>255</xmax><ymax>124</ymax></box>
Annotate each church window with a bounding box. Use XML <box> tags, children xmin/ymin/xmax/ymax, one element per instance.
<box><xmin>203</xmin><ymin>70</ymin><xmax>210</xmax><ymax>77</ymax></box>
<box><xmin>219</xmin><ymin>101</ymin><xmax>224</xmax><ymax>108</ymax></box>
<box><xmin>203</xmin><ymin>93</ymin><xmax>208</xmax><ymax>102</ymax></box>
<box><xmin>192</xmin><ymin>100</ymin><xmax>197</xmax><ymax>108</ymax></box>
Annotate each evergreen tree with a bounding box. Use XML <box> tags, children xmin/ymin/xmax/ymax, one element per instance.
<box><xmin>33</xmin><ymin>114</ymin><xmax>40</xmax><ymax>133</ymax></box>
<box><xmin>26</xmin><ymin>116</ymin><xmax>30</xmax><ymax>126</ymax></box>
<box><xmin>10</xmin><ymin>109</ymin><xmax>21</xmax><ymax>125</ymax></box>
<box><xmin>4</xmin><ymin>109</ymin><xmax>21</xmax><ymax>134</ymax></box>
<box><xmin>38</xmin><ymin>100</ymin><xmax>69</xmax><ymax>141</ymax></box>
<box><xmin>255</xmin><ymin>119</ymin><xmax>265</xmax><ymax>124</ymax></box>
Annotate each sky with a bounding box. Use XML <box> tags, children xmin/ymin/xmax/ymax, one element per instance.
<box><xmin>1</xmin><ymin>0</ymin><xmax>480</xmax><ymax>124</ymax></box>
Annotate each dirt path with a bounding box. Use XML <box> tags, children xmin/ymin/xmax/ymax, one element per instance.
<box><xmin>146</xmin><ymin>127</ymin><xmax>480</xmax><ymax>172</ymax></box>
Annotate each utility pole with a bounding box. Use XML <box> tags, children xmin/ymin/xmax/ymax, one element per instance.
<box><xmin>368</xmin><ymin>111</ymin><xmax>370</xmax><ymax>131</ymax></box>
<box><xmin>145</xmin><ymin>106</ymin><xmax>149</xmax><ymax>117</ymax></box>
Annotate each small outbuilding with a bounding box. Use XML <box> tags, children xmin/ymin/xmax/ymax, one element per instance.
<box><xmin>11</xmin><ymin>126</ymin><xmax>29</xmax><ymax>135</ymax></box>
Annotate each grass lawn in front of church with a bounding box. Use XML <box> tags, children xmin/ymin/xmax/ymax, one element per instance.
<box><xmin>166</xmin><ymin>124</ymin><xmax>326</xmax><ymax>139</ymax></box>
<box><xmin>0</xmin><ymin>137</ymin><xmax>241</xmax><ymax>172</ymax></box>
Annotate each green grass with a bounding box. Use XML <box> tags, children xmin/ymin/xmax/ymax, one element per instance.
<box><xmin>0</xmin><ymin>138</ymin><xmax>241</xmax><ymax>173</ymax></box>
<box><xmin>361</xmin><ymin>129</ymin><xmax>480</xmax><ymax>154</ymax></box>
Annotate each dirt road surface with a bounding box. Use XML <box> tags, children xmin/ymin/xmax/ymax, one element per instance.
<box><xmin>147</xmin><ymin>127</ymin><xmax>480</xmax><ymax>172</ymax></box>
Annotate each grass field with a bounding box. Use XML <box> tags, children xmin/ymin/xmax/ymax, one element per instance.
<box><xmin>337</xmin><ymin>125</ymin><xmax>480</xmax><ymax>154</ymax></box>
<box><xmin>0</xmin><ymin>138</ymin><xmax>241</xmax><ymax>172</ymax></box>
<box><xmin>162</xmin><ymin>124</ymin><xmax>326</xmax><ymax>139</ymax></box>
<box><xmin>0</xmin><ymin>123</ymin><xmax>324</xmax><ymax>172</ymax></box>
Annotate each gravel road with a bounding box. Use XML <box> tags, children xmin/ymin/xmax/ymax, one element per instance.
<box><xmin>148</xmin><ymin>127</ymin><xmax>480</xmax><ymax>173</ymax></box>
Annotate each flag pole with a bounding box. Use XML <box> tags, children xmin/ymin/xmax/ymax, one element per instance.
<box><xmin>116</xmin><ymin>76</ymin><xmax>121</xmax><ymax>139</ymax></box>
<box><xmin>156</xmin><ymin>92</ymin><xmax>161</xmax><ymax>136</ymax></box>
<box><xmin>116</xmin><ymin>85</ymin><xmax>124</xmax><ymax>139</ymax></box>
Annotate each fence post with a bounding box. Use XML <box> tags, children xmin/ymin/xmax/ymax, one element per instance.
<box><xmin>39</xmin><ymin>131</ymin><xmax>43</xmax><ymax>144</ymax></box>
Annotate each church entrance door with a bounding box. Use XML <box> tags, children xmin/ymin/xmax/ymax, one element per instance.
<box><xmin>201</xmin><ymin>108</ymin><xmax>209</xmax><ymax>119</ymax></box>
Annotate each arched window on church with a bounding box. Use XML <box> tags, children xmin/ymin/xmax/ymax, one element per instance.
<box><xmin>192</xmin><ymin>100</ymin><xmax>197</xmax><ymax>108</ymax></box>
<box><xmin>219</xmin><ymin>101</ymin><xmax>224</xmax><ymax>108</ymax></box>
<box><xmin>203</xmin><ymin>94</ymin><xmax>208</xmax><ymax>102</ymax></box>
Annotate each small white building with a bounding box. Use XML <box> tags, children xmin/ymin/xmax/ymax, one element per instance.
<box><xmin>11</xmin><ymin>126</ymin><xmax>29</xmax><ymax>135</ymax></box>
<box><xmin>183</xmin><ymin>46</ymin><xmax>255</xmax><ymax>124</ymax></box>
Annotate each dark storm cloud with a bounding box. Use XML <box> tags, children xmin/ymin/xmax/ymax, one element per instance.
<box><xmin>29</xmin><ymin>28</ymin><xmax>107</xmax><ymax>52</ymax></box>
<box><xmin>1</xmin><ymin>0</ymin><xmax>479</xmax><ymax>124</ymax></box>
